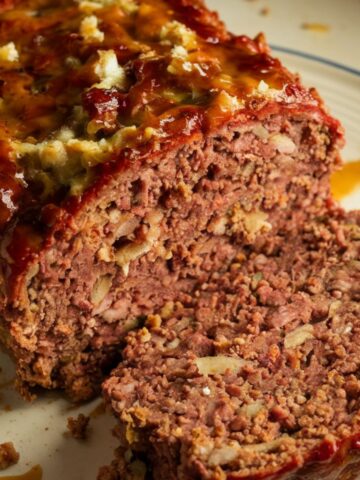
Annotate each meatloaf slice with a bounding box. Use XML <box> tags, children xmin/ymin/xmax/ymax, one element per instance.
<box><xmin>0</xmin><ymin>0</ymin><xmax>342</xmax><ymax>400</ymax></box>
<box><xmin>101</xmin><ymin>208</ymin><xmax>360</xmax><ymax>480</ymax></box>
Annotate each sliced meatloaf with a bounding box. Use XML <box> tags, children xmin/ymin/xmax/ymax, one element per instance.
<box><xmin>0</xmin><ymin>0</ymin><xmax>343</xmax><ymax>400</ymax></box>
<box><xmin>101</xmin><ymin>208</ymin><xmax>360</xmax><ymax>480</ymax></box>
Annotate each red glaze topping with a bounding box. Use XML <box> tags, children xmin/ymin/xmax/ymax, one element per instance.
<box><xmin>0</xmin><ymin>0</ymin><xmax>329</xmax><ymax>230</ymax></box>
<box><xmin>0</xmin><ymin>0</ymin><xmax>342</xmax><ymax>283</ymax></box>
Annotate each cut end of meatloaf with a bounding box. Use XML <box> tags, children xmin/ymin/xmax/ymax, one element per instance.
<box><xmin>0</xmin><ymin>0</ymin><xmax>343</xmax><ymax>401</ymax></box>
<box><xmin>101</xmin><ymin>210</ymin><xmax>360</xmax><ymax>480</ymax></box>
<box><xmin>2</xmin><ymin>111</ymin><xmax>341</xmax><ymax>401</ymax></box>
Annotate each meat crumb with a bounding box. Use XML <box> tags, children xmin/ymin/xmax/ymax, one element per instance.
<box><xmin>0</xmin><ymin>442</ymin><xmax>20</xmax><ymax>470</ymax></box>
<box><xmin>260</xmin><ymin>7</ymin><xmax>270</xmax><ymax>16</ymax></box>
<box><xmin>67</xmin><ymin>413</ymin><xmax>90</xmax><ymax>440</ymax></box>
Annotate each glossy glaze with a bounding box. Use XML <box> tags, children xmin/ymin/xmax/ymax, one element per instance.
<box><xmin>0</xmin><ymin>0</ymin><xmax>343</xmax><ymax>301</ymax></box>
<box><xmin>0</xmin><ymin>0</ymin><xmax>332</xmax><ymax>232</ymax></box>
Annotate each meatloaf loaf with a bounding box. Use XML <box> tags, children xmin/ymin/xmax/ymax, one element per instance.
<box><xmin>0</xmin><ymin>0</ymin><xmax>343</xmax><ymax>400</ymax></box>
<box><xmin>101</xmin><ymin>208</ymin><xmax>360</xmax><ymax>480</ymax></box>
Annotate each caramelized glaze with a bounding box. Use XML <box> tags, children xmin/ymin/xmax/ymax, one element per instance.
<box><xmin>0</xmin><ymin>0</ymin><xmax>343</xmax><ymax>293</ymax></box>
<box><xmin>0</xmin><ymin>0</ymin><xmax>337</xmax><ymax>232</ymax></box>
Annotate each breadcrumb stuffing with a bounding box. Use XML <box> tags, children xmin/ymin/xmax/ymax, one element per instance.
<box><xmin>77</xmin><ymin>1</ymin><xmax>102</xmax><ymax>12</ymax></box>
<box><xmin>0</xmin><ymin>42</ymin><xmax>19</xmax><ymax>64</ymax></box>
<box><xmin>217</xmin><ymin>90</ymin><xmax>244</xmax><ymax>113</ymax></box>
<box><xmin>146</xmin><ymin>314</ymin><xmax>162</xmax><ymax>328</ymax></box>
<box><xmin>77</xmin><ymin>0</ymin><xmax>138</xmax><ymax>14</ymax></box>
<box><xmin>202</xmin><ymin>386</ymin><xmax>211</xmax><ymax>396</ymax></box>
<box><xmin>94</xmin><ymin>49</ymin><xmax>127</xmax><ymax>89</ymax></box>
<box><xmin>80</xmin><ymin>15</ymin><xmax>104</xmax><ymax>42</ymax></box>
<box><xmin>160</xmin><ymin>20</ymin><xmax>197</xmax><ymax>49</ymax></box>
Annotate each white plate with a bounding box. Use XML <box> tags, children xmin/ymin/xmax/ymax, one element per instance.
<box><xmin>1</xmin><ymin>2</ymin><xmax>359</xmax><ymax>479</ymax></box>
<box><xmin>207</xmin><ymin>0</ymin><xmax>360</xmax><ymax>71</ymax></box>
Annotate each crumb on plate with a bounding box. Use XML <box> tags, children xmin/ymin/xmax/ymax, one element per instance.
<box><xmin>67</xmin><ymin>413</ymin><xmax>90</xmax><ymax>440</ymax></box>
<box><xmin>260</xmin><ymin>7</ymin><xmax>270</xmax><ymax>16</ymax></box>
<box><xmin>0</xmin><ymin>442</ymin><xmax>20</xmax><ymax>470</ymax></box>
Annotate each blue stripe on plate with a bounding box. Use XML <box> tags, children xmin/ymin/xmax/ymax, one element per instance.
<box><xmin>270</xmin><ymin>45</ymin><xmax>360</xmax><ymax>78</ymax></box>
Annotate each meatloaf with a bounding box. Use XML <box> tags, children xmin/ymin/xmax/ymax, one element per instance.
<box><xmin>101</xmin><ymin>208</ymin><xmax>360</xmax><ymax>480</ymax></box>
<box><xmin>0</xmin><ymin>0</ymin><xmax>343</xmax><ymax>400</ymax></box>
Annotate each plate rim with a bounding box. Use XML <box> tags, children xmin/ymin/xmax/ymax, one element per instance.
<box><xmin>271</xmin><ymin>45</ymin><xmax>360</xmax><ymax>78</ymax></box>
